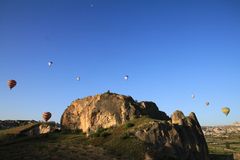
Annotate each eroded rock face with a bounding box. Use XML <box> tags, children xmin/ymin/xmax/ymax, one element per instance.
<box><xmin>61</xmin><ymin>92</ymin><xmax>209</xmax><ymax>160</ymax></box>
<box><xmin>135</xmin><ymin>112</ymin><xmax>209</xmax><ymax>160</ymax></box>
<box><xmin>171</xmin><ymin>110</ymin><xmax>185</xmax><ymax>125</ymax></box>
<box><xmin>61</xmin><ymin>92</ymin><xmax>169</xmax><ymax>132</ymax></box>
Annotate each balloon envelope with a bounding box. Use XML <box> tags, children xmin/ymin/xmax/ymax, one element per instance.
<box><xmin>192</xmin><ymin>94</ymin><xmax>195</xmax><ymax>99</ymax></box>
<box><xmin>8</xmin><ymin>80</ymin><xmax>17</xmax><ymax>90</ymax></box>
<box><xmin>124</xmin><ymin>75</ymin><xmax>128</xmax><ymax>80</ymax></box>
<box><xmin>42</xmin><ymin>112</ymin><xmax>52</xmax><ymax>122</ymax></box>
<box><xmin>222</xmin><ymin>107</ymin><xmax>230</xmax><ymax>116</ymax></box>
<box><xmin>76</xmin><ymin>76</ymin><xmax>80</xmax><ymax>81</ymax></box>
<box><xmin>48</xmin><ymin>61</ymin><xmax>53</xmax><ymax>67</ymax></box>
<box><xmin>206</xmin><ymin>102</ymin><xmax>210</xmax><ymax>106</ymax></box>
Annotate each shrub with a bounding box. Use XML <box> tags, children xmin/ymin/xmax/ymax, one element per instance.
<box><xmin>121</xmin><ymin>132</ymin><xmax>131</xmax><ymax>140</ymax></box>
<box><xmin>100</xmin><ymin>131</ymin><xmax>111</xmax><ymax>138</ymax></box>
<box><xmin>90</xmin><ymin>127</ymin><xmax>110</xmax><ymax>138</ymax></box>
<box><xmin>125</xmin><ymin>123</ymin><xmax>135</xmax><ymax>129</ymax></box>
<box><xmin>225</xmin><ymin>142</ymin><xmax>230</xmax><ymax>149</ymax></box>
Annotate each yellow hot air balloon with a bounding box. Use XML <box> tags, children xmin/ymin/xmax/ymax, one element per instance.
<box><xmin>222</xmin><ymin>107</ymin><xmax>230</xmax><ymax>116</ymax></box>
<box><xmin>42</xmin><ymin>112</ymin><xmax>52</xmax><ymax>122</ymax></box>
<box><xmin>8</xmin><ymin>80</ymin><xmax>17</xmax><ymax>90</ymax></box>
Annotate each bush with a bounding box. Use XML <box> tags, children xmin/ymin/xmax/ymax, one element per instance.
<box><xmin>121</xmin><ymin>132</ymin><xmax>131</xmax><ymax>140</ymax></box>
<box><xmin>61</xmin><ymin>129</ymin><xmax>83</xmax><ymax>134</ymax></box>
<box><xmin>225</xmin><ymin>142</ymin><xmax>230</xmax><ymax>149</ymax></box>
<box><xmin>90</xmin><ymin>127</ymin><xmax>110</xmax><ymax>138</ymax></box>
<box><xmin>100</xmin><ymin>131</ymin><xmax>111</xmax><ymax>138</ymax></box>
<box><xmin>125</xmin><ymin>123</ymin><xmax>135</xmax><ymax>129</ymax></box>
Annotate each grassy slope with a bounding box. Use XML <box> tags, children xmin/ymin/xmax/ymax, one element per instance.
<box><xmin>0</xmin><ymin>117</ymin><xmax>154</xmax><ymax>160</ymax></box>
<box><xmin>0</xmin><ymin>123</ymin><xmax>38</xmax><ymax>143</ymax></box>
<box><xmin>1</xmin><ymin>117</ymin><xmax>239</xmax><ymax>160</ymax></box>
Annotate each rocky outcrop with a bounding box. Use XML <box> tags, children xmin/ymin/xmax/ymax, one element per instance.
<box><xmin>61</xmin><ymin>92</ymin><xmax>169</xmax><ymax>132</ymax></box>
<box><xmin>171</xmin><ymin>110</ymin><xmax>185</xmax><ymax>125</ymax></box>
<box><xmin>61</xmin><ymin>92</ymin><xmax>209</xmax><ymax>160</ymax></box>
<box><xmin>20</xmin><ymin>122</ymin><xmax>60</xmax><ymax>136</ymax></box>
<box><xmin>135</xmin><ymin>111</ymin><xmax>209</xmax><ymax>160</ymax></box>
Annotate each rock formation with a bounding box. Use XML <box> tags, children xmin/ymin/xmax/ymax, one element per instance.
<box><xmin>135</xmin><ymin>111</ymin><xmax>209</xmax><ymax>160</ymax></box>
<box><xmin>61</xmin><ymin>92</ymin><xmax>209</xmax><ymax>160</ymax></box>
<box><xmin>20</xmin><ymin>122</ymin><xmax>60</xmax><ymax>136</ymax></box>
<box><xmin>61</xmin><ymin>92</ymin><xmax>169</xmax><ymax>132</ymax></box>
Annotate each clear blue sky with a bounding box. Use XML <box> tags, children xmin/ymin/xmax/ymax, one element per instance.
<box><xmin>0</xmin><ymin>0</ymin><xmax>240</xmax><ymax>126</ymax></box>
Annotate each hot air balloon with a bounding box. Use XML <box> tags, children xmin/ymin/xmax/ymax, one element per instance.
<box><xmin>124</xmin><ymin>75</ymin><xmax>129</xmax><ymax>80</ymax></box>
<box><xmin>76</xmin><ymin>76</ymin><xmax>80</xmax><ymax>81</ymax></box>
<box><xmin>222</xmin><ymin>107</ymin><xmax>230</xmax><ymax>116</ymax></box>
<box><xmin>42</xmin><ymin>112</ymin><xmax>52</xmax><ymax>122</ymax></box>
<box><xmin>206</xmin><ymin>102</ymin><xmax>210</xmax><ymax>106</ymax></box>
<box><xmin>48</xmin><ymin>61</ymin><xmax>53</xmax><ymax>67</ymax></box>
<box><xmin>192</xmin><ymin>94</ymin><xmax>195</xmax><ymax>99</ymax></box>
<box><xmin>8</xmin><ymin>80</ymin><xmax>17</xmax><ymax>90</ymax></box>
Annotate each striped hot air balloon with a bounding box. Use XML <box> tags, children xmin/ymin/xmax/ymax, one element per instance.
<box><xmin>42</xmin><ymin>112</ymin><xmax>52</xmax><ymax>122</ymax></box>
<box><xmin>8</xmin><ymin>80</ymin><xmax>17</xmax><ymax>90</ymax></box>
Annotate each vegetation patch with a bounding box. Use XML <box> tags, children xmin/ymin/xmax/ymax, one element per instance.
<box><xmin>89</xmin><ymin>127</ymin><xmax>111</xmax><ymax>138</ymax></box>
<box><xmin>125</xmin><ymin>122</ymin><xmax>135</xmax><ymax>129</ymax></box>
<box><xmin>120</xmin><ymin>132</ymin><xmax>131</xmax><ymax>140</ymax></box>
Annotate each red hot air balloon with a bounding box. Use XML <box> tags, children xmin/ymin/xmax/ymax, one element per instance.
<box><xmin>42</xmin><ymin>112</ymin><xmax>52</xmax><ymax>122</ymax></box>
<box><xmin>8</xmin><ymin>80</ymin><xmax>17</xmax><ymax>90</ymax></box>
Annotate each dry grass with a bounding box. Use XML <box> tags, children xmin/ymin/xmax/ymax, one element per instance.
<box><xmin>0</xmin><ymin>117</ymin><xmax>154</xmax><ymax>160</ymax></box>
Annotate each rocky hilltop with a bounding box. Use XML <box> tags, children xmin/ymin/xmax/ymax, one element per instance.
<box><xmin>61</xmin><ymin>92</ymin><xmax>209</xmax><ymax>160</ymax></box>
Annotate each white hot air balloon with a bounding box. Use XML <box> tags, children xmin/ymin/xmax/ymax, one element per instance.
<box><xmin>124</xmin><ymin>75</ymin><xmax>129</xmax><ymax>80</ymax></box>
<box><xmin>192</xmin><ymin>94</ymin><xmax>195</xmax><ymax>99</ymax></box>
<box><xmin>48</xmin><ymin>61</ymin><xmax>53</xmax><ymax>67</ymax></box>
<box><xmin>76</xmin><ymin>76</ymin><xmax>80</xmax><ymax>81</ymax></box>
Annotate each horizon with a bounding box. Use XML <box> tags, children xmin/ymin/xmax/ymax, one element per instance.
<box><xmin>1</xmin><ymin>0</ymin><xmax>240</xmax><ymax>126</ymax></box>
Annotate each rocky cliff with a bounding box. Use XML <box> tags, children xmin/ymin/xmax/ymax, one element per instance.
<box><xmin>61</xmin><ymin>92</ymin><xmax>209</xmax><ymax>160</ymax></box>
